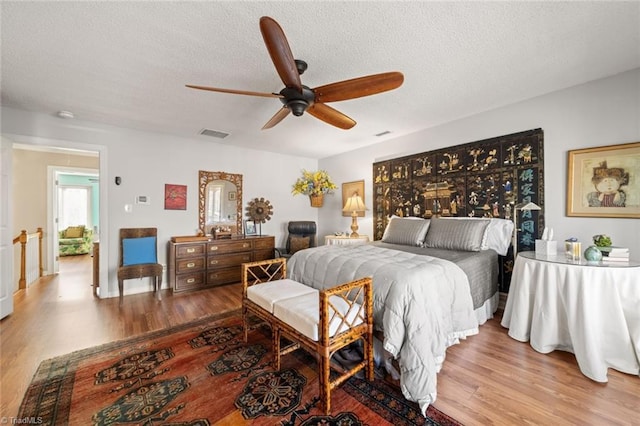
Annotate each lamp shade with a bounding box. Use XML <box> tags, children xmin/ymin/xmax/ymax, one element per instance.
<box><xmin>342</xmin><ymin>194</ymin><xmax>367</xmax><ymax>213</ymax></box>
<box><xmin>515</xmin><ymin>201</ymin><xmax>541</xmax><ymax>211</ymax></box>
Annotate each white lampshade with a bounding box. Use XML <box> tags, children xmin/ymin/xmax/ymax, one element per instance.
<box><xmin>342</xmin><ymin>194</ymin><xmax>367</xmax><ymax>213</ymax></box>
<box><xmin>515</xmin><ymin>202</ymin><xmax>541</xmax><ymax>211</ymax></box>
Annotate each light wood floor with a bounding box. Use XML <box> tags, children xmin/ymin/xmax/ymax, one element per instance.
<box><xmin>1</xmin><ymin>255</ymin><xmax>638</xmax><ymax>424</ymax></box>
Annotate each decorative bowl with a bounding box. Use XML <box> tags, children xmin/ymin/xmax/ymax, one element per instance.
<box><xmin>584</xmin><ymin>245</ymin><xmax>603</xmax><ymax>262</ymax></box>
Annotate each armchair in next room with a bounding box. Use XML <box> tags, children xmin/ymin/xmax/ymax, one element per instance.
<box><xmin>59</xmin><ymin>225</ymin><xmax>93</xmax><ymax>256</ymax></box>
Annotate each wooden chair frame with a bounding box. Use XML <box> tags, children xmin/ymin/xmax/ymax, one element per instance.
<box><xmin>117</xmin><ymin>228</ymin><xmax>163</xmax><ymax>305</ymax></box>
<box><xmin>241</xmin><ymin>258</ymin><xmax>374</xmax><ymax>414</ymax></box>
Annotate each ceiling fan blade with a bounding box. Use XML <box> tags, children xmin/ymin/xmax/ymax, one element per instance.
<box><xmin>313</xmin><ymin>72</ymin><xmax>404</xmax><ymax>103</ymax></box>
<box><xmin>307</xmin><ymin>103</ymin><xmax>356</xmax><ymax>130</ymax></box>
<box><xmin>259</xmin><ymin>16</ymin><xmax>302</xmax><ymax>92</ymax></box>
<box><xmin>262</xmin><ymin>107</ymin><xmax>291</xmax><ymax>130</ymax></box>
<box><xmin>185</xmin><ymin>84</ymin><xmax>283</xmax><ymax>98</ymax></box>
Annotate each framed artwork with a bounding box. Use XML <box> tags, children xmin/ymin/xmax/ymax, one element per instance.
<box><xmin>567</xmin><ymin>141</ymin><xmax>640</xmax><ymax>218</ymax></box>
<box><xmin>342</xmin><ymin>180</ymin><xmax>365</xmax><ymax>217</ymax></box>
<box><xmin>244</xmin><ymin>220</ymin><xmax>257</xmax><ymax>235</ymax></box>
<box><xmin>228</xmin><ymin>191</ymin><xmax>236</xmax><ymax>201</ymax></box>
<box><xmin>164</xmin><ymin>184</ymin><xmax>187</xmax><ymax>210</ymax></box>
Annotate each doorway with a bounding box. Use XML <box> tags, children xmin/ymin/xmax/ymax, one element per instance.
<box><xmin>8</xmin><ymin>142</ymin><xmax>107</xmax><ymax>300</ymax></box>
<box><xmin>51</xmin><ymin>167</ymin><xmax>99</xmax><ymax>275</ymax></box>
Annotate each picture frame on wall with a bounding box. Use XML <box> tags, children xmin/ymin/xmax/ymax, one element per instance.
<box><xmin>567</xmin><ymin>141</ymin><xmax>640</xmax><ymax>218</ymax></box>
<box><xmin>164</xmin><ymin>184</ymin><xmax>187</xmax><ymax>210</ymax></box>
<box><xmin>342</xmin><ymin>180</ymin><xmax>365</xmax><ymax>217</ymax></box>
<box><xmin>244</xmin><ymin>220</ymin><xmax>257</xmax><ymax>235</ymax></box>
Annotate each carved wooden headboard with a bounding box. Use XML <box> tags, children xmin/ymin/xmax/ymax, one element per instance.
<box><xmin>372</xmin><ymin>128</ymin><xmax>544</xmax><ymax>291</ymax></box>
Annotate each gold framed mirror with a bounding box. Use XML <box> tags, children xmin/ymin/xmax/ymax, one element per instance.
<box><xmin>198</xmin><ymin>170</ymin><xmax>243</xmax><ymax>235</ymax></box>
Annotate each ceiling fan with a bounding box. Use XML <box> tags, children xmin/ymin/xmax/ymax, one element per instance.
<box><xmin>186</xmin><ymin>16</ymin><xmax>404</xmax><ymax>130</ymax></box>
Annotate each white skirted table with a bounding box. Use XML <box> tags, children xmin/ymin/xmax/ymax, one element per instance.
<box><xmin>501</xmin><ymin>251</ymin><xmax>640</xmax><ymax>382</ymax></box>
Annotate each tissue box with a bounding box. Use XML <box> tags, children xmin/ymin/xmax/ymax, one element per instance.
<box><xmin>535</xmin><ymin>240</ymin><xmax>557</xmax><ymax>256</ymax></box>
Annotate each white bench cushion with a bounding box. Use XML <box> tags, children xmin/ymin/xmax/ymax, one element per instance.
<box><xmin>273</xmin><ymin>293</ymin><xmax>363</xmax><ymax>341</ymax></box>
<box><xmin>246</xmin><ymin>279</ymin><xmax>317</xmax><ymax>313</ymax></box>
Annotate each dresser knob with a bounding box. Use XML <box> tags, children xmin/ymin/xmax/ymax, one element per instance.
<box><xmin>210</xmin><ymin>246</ymin><xmax>219</xmax><ymax>251</ymax></box>
<box><xmin>187</xmin><ymin>248</ymin><xmax>195</xmax><ymax>253</ymax></box>
<box><xmin>187</xmin><ymin>262</ymin><xmax>195</xmax><ymax>268</ymax></box>
<box><xmin>187</xmin><ymin>278</ymin><xmax>195</xmax><ymax>284</ymax></box>
<box><xmin>210</xmin><ymin>260</ymin><xmax>218</xmax><ymax>265</ymax></box>
<box><xmin>242</xmin><ymin>243</ymin><xmax>250</xmax><ymax>248</ymax></box>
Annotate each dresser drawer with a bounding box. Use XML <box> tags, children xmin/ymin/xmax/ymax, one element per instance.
<box><xmin>253</xmin><ymin>249</ymin><xmax>274</xmax><ymax>262</ymax></box>
<box><xmin>254</xmin><ymin>237</ymin><xmax>274</xmax><ymax>250</ymax></box>
<box><xmin>176</xmin><ymin>243</ymin><xmax>206</xmax><ymax>258</ymax></box>
<box><xmin>207</xmin><ymin>267</ymin><xmax>241</xmax><ymax>285</ymax></box>
<box><xmin>174</xmin><ymin>271</ymin><xmax>206</xmax><ymax>292</ymax></box>
<box><xmin>208</xmin><ymin>240</ymin><xmax>252</xmax><ymax>254</ymax></box>
<box><xmin>208</xmin><ymin>252</ymin><xmax>252</xmax><ymax>269</ymax></box>
<box><xmin>176</xmin><ymin>256</ymin><xmax>206</xmax><ymax>273</ymax></box>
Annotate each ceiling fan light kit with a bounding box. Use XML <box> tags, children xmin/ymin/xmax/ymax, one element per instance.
<box><xmin>187</xmin><ymin>16</ymin><xmax>403</xmax><ymax>130</ymax></box>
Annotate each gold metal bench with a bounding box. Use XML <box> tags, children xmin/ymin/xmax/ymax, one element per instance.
<box><xmin>241</xmin><ymin>258</ymin><xmax>374</xmax><ymax>414</ymax></box>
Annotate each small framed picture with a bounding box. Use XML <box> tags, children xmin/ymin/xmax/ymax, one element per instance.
<box><xmin>228</xmin><ymin>191</ymin><xmax>236</xmax><ymax>201</ymax></box>
<box><xmin>342</xmin><ymin>180</ymin><xmax>365</xmax><ymax>217</ymax></box>
<box><xmin>244</xmin><ymin>220</ymin><xmax>257</xmax><ymax>235</ymax></box>
<box><xmin>164</xmin><ymin>184</ymin><xmax>187</xmax><ymax>210</ymax></box>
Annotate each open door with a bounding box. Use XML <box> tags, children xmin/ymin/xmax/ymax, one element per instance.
<box><xmin>1</xmin><ymin>137</ymin><xmax>14</xmax><ymax>319</ymax></box>
<box><xmin>49</xmin><ymin>166</ymin><xmax>98</xmax><ymax>275</ymax></box>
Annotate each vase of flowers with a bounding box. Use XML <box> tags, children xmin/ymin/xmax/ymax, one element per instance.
<box><xmin>292</xmin><ymin>169</ymin><xmax>337</xmax><ymax>207</ymax></box>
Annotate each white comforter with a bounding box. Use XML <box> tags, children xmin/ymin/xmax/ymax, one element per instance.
<box><xmin>287</xmin><ymin>244</ymin><xmax>479</xmax><ymax>414</ymax></box>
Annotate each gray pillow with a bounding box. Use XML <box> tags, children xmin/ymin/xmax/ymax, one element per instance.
<box><xmin>381</xmin><ymin>217</ymin><xmax>430</xmax><ymax>246</ymax></box>
<box><xmin>423</xmin><ymin>218</ymin><xmax>491</xmax><ymax>251</ymax></box>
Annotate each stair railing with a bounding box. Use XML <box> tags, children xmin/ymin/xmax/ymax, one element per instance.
<box><xmin>12</xmin><ymin>227</ymin><xmax>44</xmax><ymax>289</ymax></box>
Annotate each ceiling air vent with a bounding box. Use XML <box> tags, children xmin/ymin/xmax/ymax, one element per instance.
<box><xmin>199</xmin><ymin>128</ymin><xmax>230</xmax><ymax>139</ymax></box>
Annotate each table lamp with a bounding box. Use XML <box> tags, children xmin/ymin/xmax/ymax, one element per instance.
<box><xmin>342</xmin><ymin>194</ymin><xmax>368</xmax><ymax>238</ymax></box>
<box><xmin>513</xmin><ymin>201</ymin><xmax>541</xmax><ymax>256</ymax></box>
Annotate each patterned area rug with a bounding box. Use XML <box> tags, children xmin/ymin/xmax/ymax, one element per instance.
<box><xmin>19</xmin><ymin>310</ymin><xmax>462</xmax><ymax>425</ymax></box>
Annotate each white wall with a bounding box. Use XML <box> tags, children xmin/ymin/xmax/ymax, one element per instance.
<box><xmin>3</xmin><ymin>68</ymin><xmax>639</xmax><ymax>297</ymax></box>
<box><xmin>2</xmin><ymin>108</ymin><xmax>319</xmax><ymax>298</ymax></box>
<box><xmin>319</xmin><ymin>68</ymin><xmax>640</xmax><ymax>257</ymax></box>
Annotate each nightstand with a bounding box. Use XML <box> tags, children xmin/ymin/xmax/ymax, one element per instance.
<box><xmin>324</xmin><ymin>235</ymin><xmax>370</xmax><ymax>245</ymax></box>
<box><xmin>501</xmin><ymin>251</ymin><xmax>640</xmax><ymax>382</ymax></box>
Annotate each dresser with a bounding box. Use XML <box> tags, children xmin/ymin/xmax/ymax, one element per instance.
<box><xmin>168</xmin><ymin>235</ymin><xmax>274</xmax><ymax>293</ymax></box>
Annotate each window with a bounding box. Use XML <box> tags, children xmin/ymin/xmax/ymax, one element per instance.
<box><xmin>59</xmin><ymin>186</ymin><xmax>91</xmax><ymax>229</ymax></box>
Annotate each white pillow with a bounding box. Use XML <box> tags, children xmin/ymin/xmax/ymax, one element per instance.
<box><xmin>381</xmin><ymin>217</ymin><xmax>430</xmax><ymax>246</ymax></box>
<box><xmin>481</xmin><ymin>218</ymin><xmax>514</xmax><ymax>256</ymax></box>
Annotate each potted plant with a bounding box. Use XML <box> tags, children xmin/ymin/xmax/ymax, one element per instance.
<box><xmin>592</xmin><ymin>234</ymin><xmax>613</xmax><ymax>256</ymax></box>
<box><xmin>292</xmin><ymin>169</ymin><xmax>337</xmax><ymax>207</ymax></box>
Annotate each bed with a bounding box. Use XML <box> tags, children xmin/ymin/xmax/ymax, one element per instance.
<box><xmin>286</xmin><ymin>216</ymin><xmax>514</xmax><ymax>415</ymax></box>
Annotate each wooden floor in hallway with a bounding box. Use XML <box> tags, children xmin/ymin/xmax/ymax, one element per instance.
<box><xmin>1</xmin><ymin>254</ymin><xmax>638</xmax><ymax>424</ymax></box>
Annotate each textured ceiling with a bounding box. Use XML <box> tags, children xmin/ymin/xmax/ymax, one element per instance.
<box><xmin>2</xmin><ymin>1</ymin><xmax>639</xmax><ymax>159</ymax></box>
